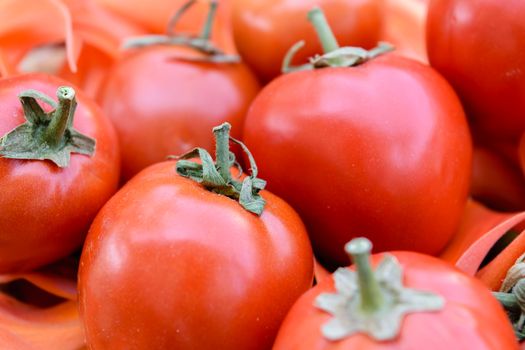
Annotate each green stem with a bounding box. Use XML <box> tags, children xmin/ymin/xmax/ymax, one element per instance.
<box><xmin>42</xmin><ymin>87</ymin><xmax>76</xmax><ymax>147</ymax></box>
<box><xmin>200</xmin><ymin>0</ymin><xmax>218</xmax><ymax>41</ymax></box>
<box><xmin>166</xmin><ymin>0</ymin><xmax>197</xmax><ymax>36</ymax></box>
<box><xmin>345</xmin><ymin>238</ymin><xmax>384</xmax><ymax>313</ymax></box>
<box><xmin>212</xmin><ymin>123</ymin><xmax>232</xmax><ymax>182</ymax></box>
<box><xmin>307</xmin><ymin>7</ymin><xmax>340</xmax><ymax>54</ymax></box>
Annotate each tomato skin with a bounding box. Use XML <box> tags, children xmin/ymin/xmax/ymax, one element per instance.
<box><xmin>231</xmin><ymin>0</ymin><xmax>382</xmax><ymax>83</ymax></box>
<box><xmin>427</xmin><ymin>0</ymin><xmax>525</xmax><ymax>142</ymax></box>
<box><xmin>0</xmin><ymin>74</ymin><xmax>120</xmax><ymax>273</ymax></box>
<box><xmin>98</xmin><ymin>46</ymin><xmax>260</xmax><ymax>181</ymax></box>
<box><xmin>243</xmin><ymin>54</ymin><xmax>472</xmax><ymax>266</ymax></box>
<box><xmin>78</xmin><ymin>161</ymin><xmax>314</xmax><ymax>349</ymax></box>
<box><xmin>273</xmin><ymin>252</ymin><xmax>519</xmax><ymax>350</ymax></box>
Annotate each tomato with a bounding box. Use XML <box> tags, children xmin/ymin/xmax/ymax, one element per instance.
<box><xmin>427</xmin><ymin>0</ymin><xmax>525</xmax><ymax>142</ymax></box>
<box><xmin>231</xmin><ymin>0</ymin><xmax>382</xmax><ymax>83</ymax></box>
<box><xmin>0</xmin><ymin>73</ymin><xmax>119</xmax><ymax>273</ymax></box>
<box><xmin>97</xmin><ymin>0</ymin><xmax>258</xmax><ymax>181</ymax></box>
<box><xmin>98</xmin><ymin>44</ymin><xmax>259</xmax><ymax>181</ymax></box>
<box><xmin>273</xmin><ymin>238</ymin><xmax>519</xmax><ymax>349</ymax></box>
<box><xmin>79</xmin><ymin>123</ymin><xmax>313</xmax><ymax>349</ymax></box>
<box><xmin>243</xmin><ymin>8</ymin><xmax>471</xmax><ymax>267</ymax></box>
<box><xmin>471</xmin><ymin>145</ymin><xmax>525</xmax><ymax>211</ymax></box>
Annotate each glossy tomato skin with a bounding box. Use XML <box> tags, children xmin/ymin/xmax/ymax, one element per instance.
<box><xmin>243</xmin><ymin>54</ymin><xmax>472</xmax><ymax>266</ymax></box>
<box><xmin>231</xmin><ymin>0</ymin><xmax>382</xmax><ymax>83</ymax></box>
<box><xmin>427</xmin><ymin>0</ymin><xmax>525</xmax><ymax>142</ymax></box>
<box><xmin>0</xmin><ymin>74</ymin><xmax>120</xmax><ymax>273</ymax></box>
<box><xmin>98</xmin><ymin>46</ymin><xmax>260</xmax><ymax>181</ymax></box>
<box><xmin>273</xmin><ymin>252</ymin><xmax>519</xmax><ymax>349</ymax></box>
<box><xmin>79</xmin><ymin>161</ymin><xmax>314</xmax><ymax>350</ymax></box>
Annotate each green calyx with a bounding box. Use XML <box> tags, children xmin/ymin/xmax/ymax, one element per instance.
<box><xmin>0</xmin><ymin>86</ymin><xmax>95</xmax><ymax>167</ymax></box>
<box><xmin>122</xmin><ymin>0</ymin><xmax>239</xmax><ymax>64</ymax></box>
<box><xmin>175</xmin><ymin>122</ymin><xmax>267</xmax><ymax>215</ymax></box>
<box><xmin>494</xmin><ymin>253</ymin><xmax>525</xmax><ymax>341</ymax></box>
<box><xmin>282</xmin><ymin>7</ymin><xmax>394</xmax><ymax>73</ymax></box>
<box><xmin>315</xmin><ymin>237</ymin><xmax>444</xmax><ymax>341</ymax></box>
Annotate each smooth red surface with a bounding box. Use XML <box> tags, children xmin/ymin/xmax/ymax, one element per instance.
<box><xmin>273</xmin><ymin>252</ymin><xmax>519</xmax><ymax>350</ymax></box>
<box><xmin>471</xmin><ymin>145</ymin><xmax>525</xmax><ymax>211</ymax></box>
<box><xmin>243</xmin><ymin>54</ymin><xmax>472</xmax><ymax>266</ymax></box>
<box><xmin>231</xmin><ymin>0</ymin><xmax>382</xmax><ymax>83</ymax></box>
<box><xmin>98</xmin><ymin>45</ymin><xmax>260</xmax><ymax>181</ymax></box>
<box><xmin>0</xmin><ymin>74</ymin><xmax>120</xmax><ymax>273</ymax></box>
<box><xmin>427</xmin><ymin>0</ymin><xmax>525</xmax><ymax>142</ymax></box>
<box><xmin>78</xmin><ymin>161</ymin><xmax>314</xmax><ymax>349</ymax></box>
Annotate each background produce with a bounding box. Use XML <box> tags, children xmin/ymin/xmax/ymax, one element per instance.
<box><xmin>0</xmin><ymin>0</ymin><xmax>523</xmax><ymax>349</ymax></box>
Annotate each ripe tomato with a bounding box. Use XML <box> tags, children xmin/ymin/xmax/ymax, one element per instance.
<box><xmin>273</xmin><ymin>238</ymin><xmax>519</xmax><ymax>349</ymax></box>
<box><xmin>427</xmin><ymin>0</ymin><xmax>525</xmax><ymax>142</ymax></box>
<box><xmin>471</xmin><ymin>145</ymin><xmax>525</xmax><ymax>211</ymax></box>
<box><xmin>244</xmin><ymin>53</ymin><xmax>471</xmax><ymax>267</ymax></box>
<box><xmin>79</xmin><ymin>124</ymin><xmax>313</xmax><ymax>349</ymax></box>
<box><xmin>0</xmin><ymin>73</ymin><xmax>119</xmax><ymax>273</ymax></box>
<box><xmin>231</xmin><ymin>0</ymin><xmax>382</xmax><ymax>83</ymax></box>
<box><xmin>98</xmin><ymin>44</ymin><xmax>259</xmax><ymax>180</ymax></box>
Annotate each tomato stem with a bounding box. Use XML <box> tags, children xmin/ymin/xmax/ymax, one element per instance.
<box><xmin>282</xmin><ymin>8</ymin><xmax>393</xmax><ymax>73</ymax></box>
<box><xmin>123</xmin><ymin>0</ymin><xmax>238</xmax><ymax>63</ymax></box>
<box><xmin>200</xmin><ymin>0</ymin><xmax>218</xmax><ymax>41</ymax></box>
<box><xmin>175</xmin><ymin>123</ymin><xmax>267</xmax><ymax>215</ymax></box>
<box><xmin>166</xmin><ymin>0</ymin><xmax>197</xmax><ymax>36</ymax></box>
<box><xmin>345</xmin><ymin>238</ymin><xmax>385</xmax><ymax>313</ymax></box>
<box><xmin>308</xmin><ymin>7</ymin><xmax>340</xmax><ymax>54</ymax></box>
<box><xmin>213</xmin><ymin>123</ymin><xmax>232</xmax><ymax>182</ymax></box>
<box><xmin>43</xmin><ymin>87</ymin><xmax>76</xmax><ymax>147</ymax></box>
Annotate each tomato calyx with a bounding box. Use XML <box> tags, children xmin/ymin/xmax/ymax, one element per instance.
<box><xmin>282</xmin><ymin>7</ymin><xmax>393</xmax><ymax>73</ymax></box>
<box><xmin>495</xmin><ymin>253</ymin><xmax>525</xmax><ymax>341</ymax></box>
<box><xmin>175</xmin><ymin>122</ymin><xmax>267</xmax><ymax>215</ymax></box>
<box><xmin>315</xmin><ymin>238</ymin><xmax>444</xmax><ymax>341</ymax></box>
<box><xmin>123</xmin><ymin>0</ymin><xmax>239</xmax><ymax>64</ymax></box>
<box><xmin>0</xmin><ymin>86</ymin><xmax>95</xmax><ymax>167</ymax></box>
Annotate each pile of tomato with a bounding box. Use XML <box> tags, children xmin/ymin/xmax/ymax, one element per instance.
<box><xmin>0</xmin><ymin>0</ymin><xmax>524</xmax><ymax>349</ymax></box>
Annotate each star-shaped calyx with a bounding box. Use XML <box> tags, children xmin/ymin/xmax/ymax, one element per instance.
<box><xmin>315</xmin><ymin>238</ymin><xmax>445</xmax><ymax>341</ymax></box>
<box><xmin>0</xmin><ymin>86</ymin><xmax>95</xmax><ymax>167</ymax></box>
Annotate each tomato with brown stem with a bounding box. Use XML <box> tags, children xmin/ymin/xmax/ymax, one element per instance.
<box><xmin>98</xmin><ymin>1</ymin><xmax>259</xmax><ymax>181</ymax></box>
<box><xmin>79</xmin><ymin>123</ymin><xmax>314</xmax><ymax>349</ymax></box>
<box><xmin>243</xmin><ymin>7</ymin><xmax>472</xmax><ymax>267</ymax></box>
<box><xmin>0</xmin><ymin>73</ymin><xmax>119</xmax><ymax>273</ymax></box>
<box><xmin>273</xmin><ymin>237</ymin><xmax>519</xmax><ymax>349</ymax></box>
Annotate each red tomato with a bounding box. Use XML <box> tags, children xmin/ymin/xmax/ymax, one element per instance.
<box><xmin>98</xmin><ymin>45</ymin><xmax>260</xmax><ymax>181</ymax></box>
<box><xmin>0</xmin><ymin>74</ymin><xmax>119</xmax><ymax>273</ymax></box>
<box><xmin>273</xmin><ymin>245</ymin><xmax>519</xmax><ymax>349</ymax></box>
<box><xmin>243</xmin><ymin>52</ymin><xmax>472</xmax><ymax>266</ymax></box>
<box><xmin>231</xmin><ymin>0</ymin><xmax>382</xmax><ymax>83</ymax></box>
<box><xmin>427</xmin><ymin>0</ymin><xmax>525</xmax><ymax>142</ymax></box>
<box><xmin>471</xmin><ymin>145</ymin><xmax>525</xmax><ymax>211</ymax></box>
<box><xmin>79</xmin><ymin>158</ymin><xmax>313</xmax><ymax>349</ymax></box>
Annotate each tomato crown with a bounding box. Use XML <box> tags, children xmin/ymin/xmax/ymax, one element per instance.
<box><xmin>175</xmin><ymin>122</ymin><xmax>267</xmax><ymax>215</ymax></box>
<box><xmin>122</xmin><ymin>0</ymin><xmax>239</xmax><ymax>64</ymax></box>
<box><xmin>315</xmin><ymin>238</ymin><xmax>444</xmax><ymax>341</ymax></box>
<box><xmin>282</xmin><ymin>7</ymin><xmax>393</xmax><ymax>74</ymax></box>
<box><xmin>0</xmin><ymin>86</ymin><xmax>95</xmax><ymax>167</ymax></box>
